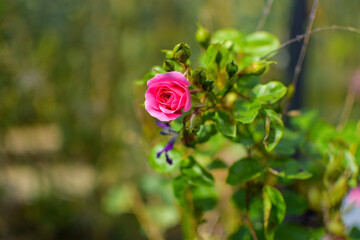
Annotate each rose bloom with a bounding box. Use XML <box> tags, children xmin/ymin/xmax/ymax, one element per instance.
<box><xmin>145</xmin><ymin>71</ymin><xmax>191</xmax><ymax>121</ymax></box>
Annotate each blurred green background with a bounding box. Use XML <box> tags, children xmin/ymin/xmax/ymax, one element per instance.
<box><xmin>0</xmin><ymin>0</ymin><xmax>359</xmax><ymax>239</ymax></box>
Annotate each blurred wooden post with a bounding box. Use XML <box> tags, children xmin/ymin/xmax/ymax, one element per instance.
<box><xmin>287</xmin><ymin>0</ymin><xmax>308</xmax><ymax>111</ymax></box>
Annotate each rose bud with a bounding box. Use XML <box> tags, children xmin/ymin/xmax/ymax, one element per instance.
<box><xmin>145</xmin><ymin>72</ymin><xmax>192</xmax><ymax>122</ymax></box>
<box><xmin>173</xmin><ymin>42</ymin><xmax>192</xmax><ymax>64</ymax></box>
<box><xmin>163</xmin><ymin>60</ymin><xmax>175</xmax><ymax>72</ymax></box>
<box><xmin>215</xmin><ymin>51</ymin><xmax>222</xmax><ymax>66</ymax></box>
<box><xmin>242</xmin><ymin>61</ymin><xmax>267</xmax><ymax>76</ymax></box>
<box><xmin>191</xmin><ymin>68</ymin><xmax>207</xmax><ymax>87</ymax></box>
<box><xmin>195</xmin><ymin>23</ymin><xmax>211</xmax><ymax>49</ymax></box>
<box><xmin>201</xmin><ymin>80</ymin><xmax>214</xmax><ymax>92</ymax></box>
<box><xmin>226</xmin><ymin>60</ymin><xmax>238</xmax><ymax>78</ymax></box>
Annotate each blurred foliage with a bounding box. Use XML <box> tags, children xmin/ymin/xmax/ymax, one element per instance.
<box><xmin>0</xmin><ymin>0</ymin><xmax>360</xmax><ymax>239</ymax></box>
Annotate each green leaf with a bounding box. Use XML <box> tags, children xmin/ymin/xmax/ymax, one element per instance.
<box><xmin>263</xmin><ymin>186</ymin><xmax>286</xmax><ymax>240</ymax></box>
<box><xmin>205</xmin><ymin>44</ymin><xmax>218</xmax><ymax>67</ymax></box>
<box><xmin>263</xmin><ymin>109</ymin><xmax>284</xmax><ymax>152</ymax></box>
<box><xmin>212</xmin><ymin>28</ymin><xmax>245</xmax><ymax>52</ymax></box>
<box><xmin>282</xmin><ymin>190</ymin><xmax>308</xmax><ymax>216</ymax></box>
<box><xmin>215</xmin><ymin>111</ymin><xmax>236</xmax><ymax>137</ymax></box>
<box><xmin>190</xmin><ymin>184</ymin><xmax>218</xmax><ymax>213</ymax></box>
<box><xmin>207</xmin><ymin>159</ymin><xmax>228</xmax><ymax>170</ymax></box>
<box><xmin>226</xmin><ymin>158</ymin><xmax>265</xmax><ymax>185</ymax></box>
<box><xmin>252</xmin><ymin>81</ymin><xmax>287</xmax><ymax>104</ymax></box>
<box><xmin>197</xmin><ymin>124</ymin><xmax>217</xmax><ymax>143</ymax></box>
<box><xmin>234</xmin><ymin>99</ymin><xmax>261</xmax><ymax>124</ymax></box>
<box><xmin>268</xmin><ymin>158</ymin><xmax>313</xmax><ymax>180</ymax></box>
<box><xmin>149</xmin><ymin>145</ymin><xmax>182</xmax><ymax>173</ymax></box>
<box><xmin>232</xmin><ymin>188</ymin><xmax>246</xmax><ymax>210</ymax></box>
<box><xmin>245</xmin><ymin>31</ymin><xmax>280</xmax><ymax>58</ymax></box>
<box><xmin>229</xmin><ymin>226</ymin><xmax>253</xmax><ymax>240</ymax></box>
<box><xmin>236</xmin><ymin>75</ymin><xmax>260</xmax><ymax>90</ymax></box>
<box><xmin>181</xmin><ymin>156</ymin><xmax>214</xmax><ymax>186</ymax></box>
<box><xmin>172</xmin><ymin>176</ymin><xmax>188</xmax><ymax>207</ymax></box>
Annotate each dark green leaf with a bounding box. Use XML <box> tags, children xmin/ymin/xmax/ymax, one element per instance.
<box><xmin>252</xmin><ymin>81</ymin><xmax>287</xmax><ymax>104</ymax></box>
<box><xmin>263</xmin><ymin>186</ymin><xmax>286</xmax><ymax>240</ymax></box>
<box><xmin>197</xmin><ymin>124</ymin><xmax>217</xmax><ymax>143</ymax></box>
<box><xmin>234</xmin><ymin>99</ymin><xmax>261</xmax><ymax>124</ymax></box>
<box><xmin>181</xmin><ymin>156</ymin><xmax>214</xmax><ymax>186</ymax></box>
<box><xmin>207</xmin><ymin>159</ymin><xmax>228</xmax><ymax>170</ymax></box>
<box><xmin>282</xmin><ymin>190</ymin><xmax>308</xmax><ymax>216</ymax></box>
<box><xmin>236</xmin><ymin>75</ymin><xmax>260</xmax><ymax>90</ymax></box>
<box><xmin>226</xmin><ymin>158</ymin><xmax>265</xmax><ymax>185</ymax></box>
<box><xmin>215</xmin><ymin>111</ymin><xmax>236</xmax><ymax>137</ymax></box>
<box><xmin>190</xmin><ymin>184</ymin><xmax>218</xmax><ymax>213</ymax></box>
<box><xmin>172</xmin><ymin>176</ymin><xmax>188</xmax><ymax>207</ymax></box>
<box><xmin>274</xmin><ymin>128</ymin><xmax>305</xmax><ymax>156</ymax></box>
<box><xmin>229</xmin><ymin>226</ymin><xmax>253</xmax><ymax>240</ymax></box>
<box><xmin>263</xmin><ymin>109</ymin><xmax>284</xmax><ymax>152</ymax></box>
<box><xmin>268</xmin><ymin>158</ymin><xmax>312</xmax><ymax>180</ymax></box>
<box><xmin>149</xmin><ymin>145</ymin><xmax>182</xmax><ymax>173</ymax></box>
<box><xmin>232</xmin><ymin>188</ymin><xmax>246</xmax><ymax>210</ymax></box>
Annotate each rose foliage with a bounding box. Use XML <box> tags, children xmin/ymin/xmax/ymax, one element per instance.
<box><xmin>139</xmin><ymin>25</ymin><xmax>360</xmax><ymax>239</ymax></box>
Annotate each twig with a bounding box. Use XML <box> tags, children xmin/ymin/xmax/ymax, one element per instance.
<box><xmin>261</xmin><ymin>25</ymin><xmax>360</xmax><ymax>60</ymax></box>
<box><xmin>256</xmin><ymin>0</ymin><xmax>274</xmax><ymax>31</ymax></box>
<box><xmin>282</xmin><ymin>0</ymin><xmax>319</xmax><ymax>116</ymax></box>
<box><xmin>127</xmin><ymin>184</ymin><xmax>164</xmax><ymax>240</ymax></box>
<box><xmin>337</xmin><ymin>87</ymin><xmax>356</xmax><ymax>130</ymax></box>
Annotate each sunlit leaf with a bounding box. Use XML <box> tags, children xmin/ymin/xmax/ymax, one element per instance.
<box><xmin>263</xmin><ymin>109</ymin><xmax>284</xmax><ymax>152</ymax></box>
<box><xmin>263</xmin><ymin>186</ymin><xmax>286</xmax><ymax>240</ymax></box>
<box><xmin>215</xmin><ymin>111</ymin><xmax>236</xmax><ymax>137</ymax></box>
<box><xmin>212</xmin><ymin>28</ymin><xmax>245</xmax><ymax>52</ymax></box>
<box><xmin>234</xmin><ymin>99</ymin><xmax>261</xmax><ymax>124</ymax></box>
<box><xmin>252</xmin><ymin>81</ymin><xmax>287</xmax><ymax>104</ymax></box>
<box><xmin>245</xmin><ymin>31</ymin><xmax>280</xmax><ymax>58</ymax></box>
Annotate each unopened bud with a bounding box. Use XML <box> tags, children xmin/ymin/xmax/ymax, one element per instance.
<box><xmin>195</xmin><ymin>23</ymin><xmax>211</xmax><ymax>49</ymax></box>
<box><xmin>183</xmin><ymin>113</ymin><xmax>202</xmax><ymax>133</ymax></box>
<box><xmin>226</xmin><ymin>60</ymin><xmax>238</xmax><ymax>78</ymax></box>
<box><xmin>242</xmin><ymin>61</ymin><xmax>268</xmax><ymax>76</ymax></box>
<box><xmin>173</xmin><ymin>42</ymin><xmax>192</xmax><ymax>63</ymax></box>
<box><xmin>163</xmin><ymin>60</ymin><xmax>175</xmax><ymax>72</ymax></box>
<box><xmin>191</xmin><ymin>68</ymin><xmax>207</xmax><ymax>87</ymax></box>
<box><xmin>201</xmin><ymin>80</ymin><xmax>214</xmax><ymax>92</ymax></box>
<box><xmin>215</xmin><ymin>51</ymin><xmax>222</xmax><ymax>66</ymax></box>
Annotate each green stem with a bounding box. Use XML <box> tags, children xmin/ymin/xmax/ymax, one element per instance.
<box><xmin>181</xmin><ymin>188</ymin><xmax>198</xmax><ymax>240</ymax></box>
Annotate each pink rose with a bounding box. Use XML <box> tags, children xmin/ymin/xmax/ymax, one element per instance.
<box><xmin>145</xmin><ymin>71</ymin><xmax>191</xmax><ymax>121</ymax></box>
<box><xmin>346</xmin><ymin>187</ymin><xmax>360</xmax><ymax>207</ymax></box>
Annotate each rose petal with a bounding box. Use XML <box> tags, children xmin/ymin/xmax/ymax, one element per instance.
<box><xmin>147</xmin><ymin>71</ymin><xmax>190</xmax><ymax>87</ymax></box>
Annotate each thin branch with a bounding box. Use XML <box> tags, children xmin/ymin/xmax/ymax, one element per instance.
<box><xmin>127</xmin><ymin>184</ymin><xmax>164</xmax><ymax>240</ymax></box>
<box><xmin>282</xmin><ymin>0</ymin><xmax>319</xmax><ymax>116</ymax></box>
<box><xmin>262</xmin><ymin>25</ymin><xmax>360</xmax><ymax>60</ymax></box>
<box><xmin>256</xmin><ymin>0</ymin><xmax>274</xmax><ymax>31</ymax></box>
